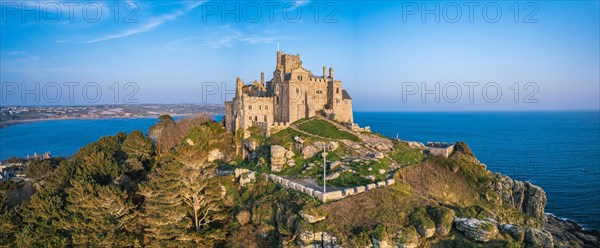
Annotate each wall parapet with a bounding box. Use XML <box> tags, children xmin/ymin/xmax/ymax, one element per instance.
<box><xmin>262</xmin><ymin>172</ymin><xmax>396</xmax><ymax>202</ymax></box>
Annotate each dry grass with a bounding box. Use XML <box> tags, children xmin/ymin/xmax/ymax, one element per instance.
<box><xmin>400</xmin><ymin>161</ymin><xmax>481</xmax><ymax>207</ymax></box>
<box><xmin>316</xmin><ymin>152</ymin><xmax>491</xmax><ymax>240</ymax></box>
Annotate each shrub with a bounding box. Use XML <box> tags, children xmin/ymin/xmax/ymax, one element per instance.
<box><xmin>410</xmin><ymin>207</ymin><xmax>435</xmax><ymax>229</ymax></box>
<box><xmin>236</xmin><ymin>210</ymin><xmax>251</xmax><ymax>225</ymax></box>
<box><xmin>372</xmin><ymin>224</ymin><xmax>388</xmax><ymax>241</ymax></box>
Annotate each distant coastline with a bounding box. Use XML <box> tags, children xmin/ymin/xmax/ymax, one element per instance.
<box><xmin>0</xmin><ymin>113</ymin><xmax>222</xmax><ymax>129</ymax></box>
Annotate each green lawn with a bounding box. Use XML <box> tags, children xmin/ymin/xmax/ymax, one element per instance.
<box><xmin>298</xmin><ymin>119</ymin><xmax>359</xmax><ymax>141</ymax></box>
<box><xmin>389</xmin><ymin>142</ymin><xmax>423</xmax><ymax>166</ymax></box>
<box><xmin>318</xmin><ymin>171</ymin><xmax>371</xmax><ymax>187</ymax></box>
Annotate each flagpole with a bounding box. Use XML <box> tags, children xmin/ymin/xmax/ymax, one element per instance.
<box><xmin>323</xmin><ymin>146</ymin><xmax>327</xmax><ymax>193</ymax></box>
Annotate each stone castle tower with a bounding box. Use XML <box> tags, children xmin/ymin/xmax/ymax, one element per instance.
<box><xmin>224</xmin><ymin>51</ymin><xmax>353</xmax><ymax>136</ymax></box>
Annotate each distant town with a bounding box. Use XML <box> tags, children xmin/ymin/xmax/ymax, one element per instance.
<box><xmin>0</xmin><ymin>104</ymin><xmax>225</xmax><ymax>128</ymax></box>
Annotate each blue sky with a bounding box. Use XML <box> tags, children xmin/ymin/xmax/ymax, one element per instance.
<box><xmin>1</xmin><ymin>0</ymin><xmax>599</xmax><ymax>111</ymax></box>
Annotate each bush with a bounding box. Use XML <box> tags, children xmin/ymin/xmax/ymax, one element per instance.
<box><xmin>410</xmin><ymin>207</ymin><xmax>435</xmax><ymax>229</ymax></box>
<box><xmin>236</xmin><ymin>210</ymin><xmax>251</xmax><ymax>225</ymax></box>
<box><xmin>372</xmin><ymin>224</ymin><xmax>388</xmax><ymax>241</ymax></box>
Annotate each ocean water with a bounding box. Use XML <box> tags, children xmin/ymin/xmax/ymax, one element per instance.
<box><xmin>0</xmin><ymin>111</ymin><xmax>598</xmax><ymax>229</ymax></box>
<box><xmin>353</xmin><ymin>111</ymin><xmax>600</xmax><ymax>229</ymax></box>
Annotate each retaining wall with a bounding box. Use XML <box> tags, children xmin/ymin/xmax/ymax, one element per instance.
<box><xmin>263</xmin><ymin>174</ymin><xmax>396</xmax><ymax>202</ymax></box>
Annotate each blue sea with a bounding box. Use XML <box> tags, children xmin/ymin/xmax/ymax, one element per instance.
<box><xmin>0</xmin><ymin>111</ymin><xmax>598</xmax><ymax>229</ymax></box>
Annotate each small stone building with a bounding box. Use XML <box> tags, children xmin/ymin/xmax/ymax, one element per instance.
<box><xmin>224</xmin><ymin>51</ymin><xmax>354</xmax><ymax>136</ymax></box>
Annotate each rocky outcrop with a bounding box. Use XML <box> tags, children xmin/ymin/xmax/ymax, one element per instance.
<box><xmin>525</xmin><ymin>228</ymin><xmax>554</xmax><ymax>248</ymax></box>
<box><xmin>329</xmin><ymin>161</ymin><xmax>342</xmax><ymax>170</ymax></box>
<box><xmin>416</xmin><ymin>225</ymin><xmax>435</xmax><ymax>238</ymax></box>
<box><xmin>243</xmin><ymin>139</ymin><xmax>260</xmax><ymax>158</ymax></box>
<box><xmin>207</xmin><ymin>149</ymin><xmax>223</xmax><ymax>162</ymax></box>
<box><xmin>411</xmin><ymin>208</ymin><xmax>435</xmax><ymax>238</ymax></box>
<box><xmin>322</xmin><ymin>232</ymin><xmax>340</xmax><ymax>248</ymax></box>
<box><xmin>392</xmin><ymin>227</ymin><xmax>419</xmax><ymax>248</ymax></box>
<box><xmin>298</xmin><ymin>229</ymin><xmax>324</xmax><ymax>247</ymax></box>
<box><xmin>454</xmin><ymin>218</ymin><xmax>499</xmax><ymax>242</ymax></box>
<box><xmin>500</xmin><ymin>224</ymin><xmax>526</xmax><ymax>242</ymax></box>
<box><xmin>544</xmin><ymin>214</ymin><xmax>600</xmax><ymax>248</ymax></box>
<box><xmin>296</xmin><ymin>220</ymin><xmax>340</xmax><ymax>248</ymax></box>
<box><xmin>431</xmin><ymin>208</ymin><xmax>455</xmax><ymax>236</ymax></box>
<box><xmin>302</xmin><ymin>141</ymin><xmax>339</xmax><ymax>159</ymax></box>
<box><xmin>492</xmin><ymin>173</ymin><xmax>547</xmax><ymax>221</ymax></box>
<box><xmin>372</xmin><ymin>238</ymin><xmax>393</xmax><ymax>248</ymax></box>
<box><xmin>271</xmin><ymin>145</ymin><xmax>295</xmax><ymax>172</ymax></box>
<box><xmin>238</xmin><ymin>171</ymin><xmax>256</xmax><ymax>187</ymax></box>
<box><xmin>300</xmin><ymin>210</ymin><xmax>326</xmax><ymax>224</ymax></box>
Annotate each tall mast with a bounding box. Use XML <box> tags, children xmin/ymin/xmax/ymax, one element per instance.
<box><xmin>323</xmin><ymin>146</ymin><xmax>327</xmax><ymax>193</ymax></box>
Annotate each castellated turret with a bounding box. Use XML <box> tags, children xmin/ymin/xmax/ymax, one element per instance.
<box><xmin>224</xmin><ymin>51</ymin><xmax>354</xmax><ymax>137</ymax></box>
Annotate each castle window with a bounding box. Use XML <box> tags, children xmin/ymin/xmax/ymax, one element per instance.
<box><xmin>255</xmin><ymin>116</ymin><xmax>258</xmax><ymax>121</ymax></box>
<box><xmin>297</xmin><ymin>76</ymin><xmax>302</xmax><ymax>80</ymax></box>
<box><xmin>336</xmin><ymin>88</ymin><xmax>339</xmax><ymax>94</ymax></box>
<box><xmin>249</xmin><ymin>116</ymin><xmax>252</xmax><ymax>120</ymax></box>
<box><xmin>259</xmin><ymin>105</ymin><xmax>262</xmax><ymax>110</ymax></box>
<box><xmin>264</xmin><ymin>115</ymin><xmax>267</xmax><ymax>122</ymax></box>
<box><xmin>296</xmin><ymin>88</ymin><xmax>299</xmax><ymax>94</ymax></box>
<box><xmin>249</xmin><ymin>105</ymin><xmax>252</xmax><ymax>110</ymax></box>
<box><xmin>265</xmin><ymin>105</ymin><xmax>268</xmax><ymax>109</ymax></box>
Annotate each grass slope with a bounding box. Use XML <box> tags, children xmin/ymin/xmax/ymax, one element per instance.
<box><xmin>298</xmin><ymin>119</ymin><xmax>360</xmax><ymax>141</ymax></box>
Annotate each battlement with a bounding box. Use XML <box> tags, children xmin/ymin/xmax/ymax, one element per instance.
<box><xmin>271</xmin><ymin>122</ymin><xmax>289</xmax><ymax>127</ymax></box>
<box><xmin>244</xmin><ymin>95</ymin><xmax>273</xmax><ymax>100</ymax></box>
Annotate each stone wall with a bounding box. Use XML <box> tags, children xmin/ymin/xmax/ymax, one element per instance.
<box><xmin>264</xmin><ymin>174</ymin><xmax>395</xmax><ymax>202</ymax></box>
<box><xmin>268</xmin><ymin>122</ymin><xmax>290</xmax><ymax>135</ymax></box>
<box><xmin>425</xmin><ymin>143</ymin><xmax>455</xmax><ymax>158</ymax></box>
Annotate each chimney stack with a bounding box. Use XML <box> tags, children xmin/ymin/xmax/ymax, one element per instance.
<box><xmin>329</xmin><ymin>67</ymin><xmax>334</xmax><ymax>79</ymax></box>
<box><xmin>323</xmin><ymin>66</ymin><xmax>327</xmax><ymax>79</ymax></box>
<box><xmin>261</xmin><ymin>72</ymin><xmax>265</xmax><ymax>86</ymax></box>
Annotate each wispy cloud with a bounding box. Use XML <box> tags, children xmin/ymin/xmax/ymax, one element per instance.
<box><xmin>294</xmin><ymin>0</ymin><xmax>311</xmax><ymax>6</ymax></box>
<box><xmin>62</xmin><ymin>1</ymin><xmax>204</xmax><ymax>44</ymax></box>
<box><xmin>166</xmin><ymin>25</ymin><xmax>289</xmax><ymax>50</ymax></box>
<box><xmin>204</xmin><ymin>25</ymin><xmax>288</xmax><ymax>49</ymax></box>
<box><xmin>202</xmin><ymin>32</ymin><xmax>282</xmax><ymax>48</ymax></box>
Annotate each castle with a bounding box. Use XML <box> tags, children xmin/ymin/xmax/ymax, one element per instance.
<box><xmin>225</xmin><ymin>51</ymin><xmax>354</xmax><ymax>136</ymax></box>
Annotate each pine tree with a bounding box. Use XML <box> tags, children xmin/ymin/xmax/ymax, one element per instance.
<box><xmin>15</xmin><ymin>190</ymin><xmax>69</xmax><ymax>247</ymax></box>
<box><xmin>139</xmin><ymin>161</ymin><xmax>189</xmax><ymax>247</ymax></box>
<box><xmin>122</xmin><ymin>130</ymin><xmax>154</xmax><ymax>162</ymax></box>
<box><xmin>64</xmin><ymin>180</ymin><xmax>139</xmax><ymax>246</ymax></box>
<box><xmin>178</xmin><ymin>153</ymin><xmax>226</xmax><ymax>245</ymax></box>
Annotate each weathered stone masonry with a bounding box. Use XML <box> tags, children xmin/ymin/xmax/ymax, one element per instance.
<box><xmin>224</xmin><ymin>51</ymin><xmax>354</xmax><ymax>138</ymax></box>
